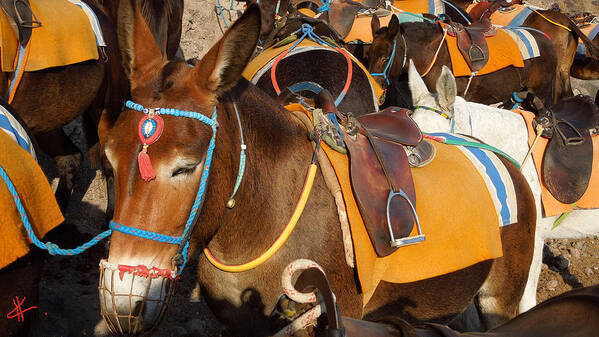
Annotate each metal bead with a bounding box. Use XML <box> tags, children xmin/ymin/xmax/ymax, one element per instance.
<box><xmin>226</xmin><ymin>199</ymin><xmax>236</xmax><ymax>209</ymax></box>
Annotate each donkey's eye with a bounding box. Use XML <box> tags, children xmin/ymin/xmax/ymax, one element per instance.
<box><xmin>171</xmin><ymin>163</ymin><xmax>199</xmax><ymax>177</ymax></box>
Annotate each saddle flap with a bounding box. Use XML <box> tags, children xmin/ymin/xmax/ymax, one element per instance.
<box><xmin>451</xmin><ymin>22</ymin><xmax>491</xmax><ymax>73</ymax></box>
<box><xmin>356</xmin><ymin>107</ymin><xmax>422</xmax><ymax>146</ymax></box>
<box><xmin>344</xmin><ymin>130</ymin><xmax>416</xmax><ymax>257</ymax></box>
<box><xmin>543</xmin><ymin>131</ymin><xmax>593</xmax><ymax>204</ymax></box>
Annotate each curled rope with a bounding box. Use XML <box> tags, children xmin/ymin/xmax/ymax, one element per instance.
<box><xmin>274</xmin><ymin>259</ymin><xmax>330</xmax><ymax>337</ymax></box>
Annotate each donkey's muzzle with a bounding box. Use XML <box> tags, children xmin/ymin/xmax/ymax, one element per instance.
<box><xmin>98</xmin><ymin>259</ymin><xmax>177</xmax><ymax>335</ymax></box>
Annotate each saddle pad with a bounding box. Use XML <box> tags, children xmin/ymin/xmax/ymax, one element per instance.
<box><xmin>502</xmin><ymin>28</ymin><xmax>541</xmax><ymax>61</ymax></box>
<box><xmin>577</xmin><ymin>24</ymin><xmax>599</xmax><ymax>57</ymax></box>
<box><xmin>466</xmin><ymin>3</ymin><xmax>533</xmax><ymax>27</ymax></box>
<box><xmin>445</xmin><ymin>25</ymin><xmax>525</xmax><ymax>77</ymax></box>
<box><xmin>319</xmin><ymin>129</ymin><xmax>506</xmax><ymax>298</ymax></box>
<box><xmin>0</xmin><ymin>0</ymin><xmax>101</xmax><ymax>72</ymax></box>
<box><xmin>242</xmin><ymin>39</ymin><xmax>384</xmax><ymax>105</ymax></box>
<box><xmin>0</xmin><ymin>102</ymin><xmax>35</xmax><ymax>159</ymax></box>
<box><xmin>517</xmin><ymin>109</ymin><xmax>599</xmax><ymax>217</ymax></box>
<box><xmin>0</xmin><ymin>130</ymin><xmax>63</xmax><ymax>269</ymax></box>
<box><xmin>392</xmin><ymin>0</ymin><xmax>444</xmax><ymax>16</ymax></box>
<box><xmin>345</xmin><ymin>13</ymin><xmax>424</xmax><ymax>44</ymax></box>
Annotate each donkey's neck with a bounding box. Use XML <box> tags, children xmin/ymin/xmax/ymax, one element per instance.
<box><xmin>199</xmin><ymin>80</ymin><xmax>316</xmax><ymax>262</ymax></box>
<box><xmin>401</xmin><ymin>22</ymin><xmax>447</xmax><ymax>77</ymax></box>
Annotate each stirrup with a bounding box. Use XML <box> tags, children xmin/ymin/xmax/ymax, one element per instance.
<box><xmin>468</xmin><ymin>44</ymin><xmax>485</xmax><ymax>62</ymax></box>
<box><xmin>14</xmin><ymin>0</ymin><xmax>41</xmax><ymax>28</ymax></box>
<box><xmin>386</xmin><ymin>189</ymin><xmax>425</xmax><ymax>248</ymax></box>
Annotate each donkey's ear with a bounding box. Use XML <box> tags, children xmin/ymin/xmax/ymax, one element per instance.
<box><xmin>388</xmin><ymin>13</ymin><xmax>400</xmax><ymax>39</ymax></box>
<box><xmin>117</xmin><ymin>0</ymin><xmax>164</xmax><ymax>87</ymax></box>
<box><xmin>371</xmin><ymin>13</ymin><xmax>380</xmax><ymax>34</ymax></box>
<box><xmin>408</xmin><ymin>59</ymin><xmax>429</xmax><ymax>103</ymax></box>
<box><xmin>436</xmin><ymin>65</ymin><xmax>457</xmax><ymax>111</ymax></box>
<box><xmin>194</xmin><ymin>5</ymin><xmax>261</xmax><ymax>98</ymax></box>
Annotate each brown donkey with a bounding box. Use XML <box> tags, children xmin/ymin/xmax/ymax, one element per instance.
<box><xmin>99</xmin><ymin>2</ymin><xmax>536</xmax><ymax>336</ymax></box>
<box><xmin>451</xmin><ymin>0</ymin><xmax>599</xmax><ymax>101</ymax></box>
<box><xmin>368</xmin><ymin>15</ymin><xmax>558</xmax><ymax>107</ymax></box>
<box><xmin>1</xmin><ymin>2</ymin><xmax>127</xmax><ymax>208</ymax></box>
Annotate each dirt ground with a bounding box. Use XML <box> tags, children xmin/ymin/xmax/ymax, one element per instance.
<box><xmin>25</xmin><ymin>0</ymin><xmax>599</xmax><ymax>336</ymax></box>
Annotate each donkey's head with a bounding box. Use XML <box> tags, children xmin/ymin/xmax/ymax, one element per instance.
<box><xmin>98</xmin><ymin>1</ymin><xmax>260</xmax><ymax>335</ymax></box>
<box><xmin>368</xmin><ymin>14</ymin><xmax>406</xmax><ymax>89</ymax></box>
<box><xmin>408</xmin><ymin>60</ymin><xmax>457</xmax><ymax>133</ymax></box>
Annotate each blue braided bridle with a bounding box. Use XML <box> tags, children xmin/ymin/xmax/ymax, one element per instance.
<box><xmin>3</xmin><ymin>99</ymin><xmax>247</xmax><ymax>275</ymax></box>
<box><xmin>370</xmin><ymin>34</ymin><xmax>408</xmax><ymax>87</ymax></box>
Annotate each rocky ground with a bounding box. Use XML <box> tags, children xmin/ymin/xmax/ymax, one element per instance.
<box><xmin>26</xmin><ymin>0</ymin><xmax>599</xmax><ymax>336</ymax></box>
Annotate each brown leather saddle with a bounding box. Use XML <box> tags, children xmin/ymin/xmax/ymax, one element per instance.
<box><xmin>469</xmin><ymin>0</ymin><xmax>523</xmax><ymax>23</ymax></box>
<box><xmin>447</xmin><ymin>19</ymin><xmax>496</xmax><ymax>73</ymax></box>
<box><xmin>311</xmin><ymin>90</ymin><xmax>431</xmax><ymax>257</ymax></box>
<box><xmin>522</xmin><ymin>93</ymin><xmax>598</xmax><ymax>204</ymax></box>
<box><xmin>0</xmin><ymin>0</ymin><xmax>41</xmax><ymax>46</ymax></box>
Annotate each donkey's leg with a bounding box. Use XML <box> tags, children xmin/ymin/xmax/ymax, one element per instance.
<box><xmin>36</xmin><ymin>128</ymin><xmax>82</xmax><ymax>211</ymax></box>
<box><xmin>476</xmin><ymin>160</ymin><xmax>536</xmax><ymax>330</ymax></box>
<box><xmin>519</xmin><ymin>227</ymin><xmax>546</xmax><ymax>312</ymax></box>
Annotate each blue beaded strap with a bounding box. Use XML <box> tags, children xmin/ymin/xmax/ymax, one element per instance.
<box><xmin>228</xmin><ymin>102</ymin><xmax>246</xmax><ymax>204</ymax></box>
<box><xmin>0</xmin><ymin>165</ymin><xmax>112</xmax><ymax>255</ymax></box>
<box><xmin>125</xmin><ymin>101</ymin><xmax>217</xmax><ymax>127</ymax></box>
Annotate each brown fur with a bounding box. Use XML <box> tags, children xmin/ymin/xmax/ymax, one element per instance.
<box><xmin>102</xmin><ymin>3</ymin><xmax>536</xmax><ymax>336</ymax></box>
<box><xmin>368</xmin><ymin>18</ymin><xmax>558</xmax><ymax>107</ymax></box>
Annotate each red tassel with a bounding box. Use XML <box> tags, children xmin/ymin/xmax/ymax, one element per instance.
<box><xmin>138</xmin><ymin>146</ymin><xmax>156</xmax><ymax>181</ymax></box>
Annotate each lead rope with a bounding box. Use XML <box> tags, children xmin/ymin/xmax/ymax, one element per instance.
<box><xmin>420</xmin><ymin>27</ymin><xmax>448</xmax><ymax>77</ymax></box>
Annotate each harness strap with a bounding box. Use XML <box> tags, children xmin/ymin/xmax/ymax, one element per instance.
<box><xmin>423</xmin><ymin>133</ymin><xmax>521</xmax><ymax>168</ymax></box>
<box><xmin>204</xmin><ymin>142</ymin><xmax>321</xmax><ymax>272</ymax></box>
<box><xmin>421</xmin><ymin>25</ymin><xmax>448</xmax><ymax>77</ymax></box>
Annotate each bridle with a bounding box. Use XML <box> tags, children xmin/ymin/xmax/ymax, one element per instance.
<box><xmin>371</xmin><ymin>33</ymin><xmax>407</xmax><ymax>87</ymax></box>
<box><xmin>413</xmin><ymin>104</ymin><xmax>456</xmax><ymax>132</ymax></box>
<box><xmin>109</xmin><ymin>100</ymin><xmax>224</xmax><ymax>274</ymax></box>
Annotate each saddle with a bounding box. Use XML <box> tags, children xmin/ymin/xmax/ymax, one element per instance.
<box><xmin>447</xmin><ymin>19</ymin><xmax>495</xmax><ymax>73</ymax></box>
<box><xmin>521</xmin><ymin>92</ymin><xmax>599</xmax><ymax>204</ymax></box>
<box><xmin>0</xmin><ymin>0</ymin><xmax>40</xmax><ymax>46</ymax></box>
<box><xmin>314</xmin><ymin>90</ymin><xmax>431</xmax><ymax>257</ymax></box>
<box><xmin>469</xmin><ymin>0</ymin><xmax>523</xmax><ymax>23</ymax></box>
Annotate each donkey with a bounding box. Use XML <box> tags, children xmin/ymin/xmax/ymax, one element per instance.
<box><xmin>251</xmin><ymin>15</ymin><xmax>382</xmax><ymax>116</ymax></box>
<box><xmin>90</xmin><ymin>0</ymin><xmax>184</xmax><ymax>60</ymax></box>
<box><xmin>3</xmin><ymin>2</ymin><xmax>127</xmax><ymax>209</ymax></box>
<box><xmin>450</xmin><ymin>0</ymin><xmax>599</xmax><ymax>100</ymax></box>
<box><xmin>407</xmin><ymin>60</ymin><xmax>599</xmax><ymax>312</ymax></box>
<box><xmin>98</xmin><ymin>3</ymin><xmax>536</xmax><ymax>336</ymax></box>
<box><xmin>368</xmin><ymin>14</ymin><xmax>558</xmax><ymax>108</ymax></box>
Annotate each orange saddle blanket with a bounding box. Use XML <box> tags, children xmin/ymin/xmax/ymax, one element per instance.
<box><xmin>0</xmin><ymin>0</ymin><xmax>100</xmax><ymax>72</ymax></box>
<box><xmin>286</xmin><ymin>104</ymin><xmax>511</xmax><ymax>299</ymax></box>
<box><xmin>444</xmin><ymin>23</ymin><xmax>528</xmax><ymax>77</ymax></box>
<box><xmin>517</xmin><ymin>109</ymin><xmax>599</xmax><ymax>217</ymax></box>
<box><xmin>0</xmin><ymin>131</ymin><xmax>63</xmax><ymax>269</ymax></box>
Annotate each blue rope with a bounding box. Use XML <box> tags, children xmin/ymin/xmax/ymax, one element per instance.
<box><xmin>370</xmin><ymin>40</ymin><xmax>397</xmax><ymax>86</ymax></box>
<box><xmin>216</xmin><ymin>0</ymin><xmax>229</xmax><ymax>28</ymax></box>
<box><xmin>0</xmin><ymin>165</ymin><xmax>112</xmax><ymax>255</ymax></box>
<box><xmin>109</xmin><ymin>221</ymin><xmax>182</xmax><ymax>244</ymax></box>
<box><xmin>512</xmin><ymin>91</ymin><xmax>524</xmax><ymax>110</ymax></box>
<box><xmin>317</xmin><ymin>0</ymin><xmax>330</xmax><ymax>13</ymax></box>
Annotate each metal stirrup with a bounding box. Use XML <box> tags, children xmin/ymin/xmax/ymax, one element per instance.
<box><xmin>386</xmin><ymin>189</ymin><xmax>425</xmax><ymax>247</ymax></box>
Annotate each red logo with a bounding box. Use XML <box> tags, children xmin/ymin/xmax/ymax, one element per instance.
<box><xmin>6</xmin><ymin>297</ymin><xmax>37</xmax><ymax>322</ymax></box>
